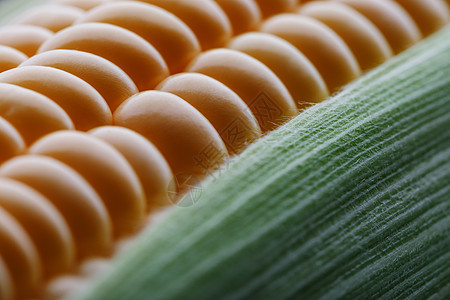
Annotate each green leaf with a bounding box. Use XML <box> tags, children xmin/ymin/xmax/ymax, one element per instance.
<box><xmin>76</xmin><ymin>25</ymin><xmax>450</xmax><ymax>300</ymax></box>
<box><xmin>0</xmin><ymin>0</ymin><xmax>49</xmax><ymax>26</ymax></box>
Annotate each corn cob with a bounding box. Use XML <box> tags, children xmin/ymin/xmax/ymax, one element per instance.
<box><xmin>0</xmin><ymin>0</ymin><xmax>448</xmax><ymax>299</ymax></box>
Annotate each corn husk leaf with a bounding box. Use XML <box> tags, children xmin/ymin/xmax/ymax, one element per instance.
<box><xmin>76</xmin><ymin>25</ymin><xmax>450</xmax><ymax>300</ymax></box>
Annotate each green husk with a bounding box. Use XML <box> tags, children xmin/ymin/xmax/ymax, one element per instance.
<box><xmin>76</xmin><ymin>26</ymin><xmax>450</xmax><ymax>300</ymax></box>
<box><xmin>0</xmin><ymin>0</ymin><xmax>47</xmax><ymax>26</ymax></box>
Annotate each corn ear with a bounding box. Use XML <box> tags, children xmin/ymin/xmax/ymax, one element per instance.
<box><xmin>75</xmin><ymin>26</ymin><xmax>450</xmax><ymax>300</ymax></box>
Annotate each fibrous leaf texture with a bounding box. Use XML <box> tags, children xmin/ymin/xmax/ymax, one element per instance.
<box><xmin>77</xmin><ymin>26</ymin><xmax>450</xmax><ymax>300</ymax></box>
